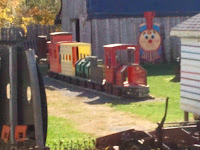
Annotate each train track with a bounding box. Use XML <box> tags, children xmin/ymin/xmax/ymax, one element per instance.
<box><xmin>48</xmin><ymin>71</ymin><xmax>151</xmax><ymax>99</ymax></box>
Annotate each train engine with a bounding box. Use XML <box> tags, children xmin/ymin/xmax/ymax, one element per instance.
<box><xmin>104</xmin><ymin>44</ymin><xmax>149</xmax><ymax>98</ymax></box>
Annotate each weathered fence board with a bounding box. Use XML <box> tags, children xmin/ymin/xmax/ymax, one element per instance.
<box><xmin>26</xmin><ymin>24</ymin><xmax>56</xmax><ymax>40</ymax></box>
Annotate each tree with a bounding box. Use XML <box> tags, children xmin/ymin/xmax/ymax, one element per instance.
<box><xmin>0</xmin><ymin>0</ymin><xmax>13</xmax><ymax>27</ymax></box>
<box><xmin>0</xmin><ymin>0</ymin><xmax>61</xmax><ymax>29</ymax></box>
<box><xmin>14</xmin><ymin>0</ymin><xmax>60</xmax><ymax>26</ymax></box>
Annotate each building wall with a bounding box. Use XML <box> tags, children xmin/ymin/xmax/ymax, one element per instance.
<box><xmin>180</xmin><ymin>38</ymin><xmax>200</xmax><ymax>115</ymax></box>
<box><xmin>62</xmin><ymin>0</ymin><xmax>87</xmax><ymax>32</ymax></box>
<box><xmin>62</xmin><ymin>0</ymin><xmax>190</xmax><ymax>62</ymax></box>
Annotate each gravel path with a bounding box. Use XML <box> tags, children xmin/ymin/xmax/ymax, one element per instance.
<box><xmin>44</xmin><ymin>77</ymin><xmax>157</xmax><ymax>137</ymax></box>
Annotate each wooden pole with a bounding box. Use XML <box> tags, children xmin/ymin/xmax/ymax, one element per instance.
<box><xmin>184</xmin><ymin>111</ymin><xmax>189</xmax><ymax>121</ymax></box>
<box><xmin>9</xmin><ymin>46</ymin><xmax>18</xmax><ymax>145</ymax></box>
<box><xmin>25</xmin><ymin>49</ymin><xmax>44</xmax><ymax>147</ymax></box>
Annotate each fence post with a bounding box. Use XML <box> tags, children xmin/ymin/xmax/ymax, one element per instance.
<box><xmin>184</xmin><ymin>111</ymin><xmax>189</xmax><ymax>121</ymax></box>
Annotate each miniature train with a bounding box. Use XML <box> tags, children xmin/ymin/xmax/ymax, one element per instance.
<box><xmin>47</xmin><ymin>32</ymin><xmax>149</xmax><ymax>98</ymax></box>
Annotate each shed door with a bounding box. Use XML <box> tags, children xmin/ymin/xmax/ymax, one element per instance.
<box><xmin>75</xmin><ymin>19</ymin><xmax>80</xmax><ymax>42</ymax></box>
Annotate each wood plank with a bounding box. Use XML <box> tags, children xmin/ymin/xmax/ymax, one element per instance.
<box><xmin>181</xmin><ymin>65</ymin><xmax>200</xmax><ymax>74</ymax></box>
<box><xmin>181</xmin><ymin>72</ymin><xmax>200</xmax><ymax>81</ymax></box>
<box><xmin>181</xmin><ymin>78</ymin><xmax>200</xmax><ymax>88</ymax></box>
<box><xmin>9</xmin><ymin>46</ymin><xmax>18</xmax><ymax>145</ymax></box>
<box><xmin>181</xmin><ymin>97</ymin><xmax>200</xmax><ymax>106</ymax></box>
<box><xmin>181</xmin><ymin>90</ymin><xmax>200</xmax><ymax>100</ymax></box>
<box><xmin>181</xmin><ymin>58</ymin><xmax>200</xmax><ymax>67</ymax></box>
<box><xmin>181</xmin><ymin>85</ymin><xmax>200</xmax><ymax>96</ymax></box>
<box><xmin>181</xmin><ymin>45</ymin><xmax>200</xmax><ymax>53</ymax></box>
<box><xmin>181</xmin><ymin>52</ymin><xmax>200</xmax><ymax>60</ymax></box>
<box><xmin>181</xmin><ymin>104</ymin><xmax>200</xmax><ymax>116</ymax></box>
<box><xmin>182</xmin><ymin>38</ymin><xmax>200</xmax><ymax>47</ymax></box>
<box><xmin>25</xmin><ymin>49</ymin><xmax>44</xmax><ymax>147</ymax></box>
<box><xmin>184</xmin><ymin>111</ymin><xmax>189</xmax><ymax>121</ymax></box>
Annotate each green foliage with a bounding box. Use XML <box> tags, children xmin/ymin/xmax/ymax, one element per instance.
<box><xmin>111</xmin><ymin>63</ymin><xmax>183</xmax><ymax>123</ymax></box>
<box><xmin>46</xmin><ymin>116</ymin><xmax>95</xmax><ymax>149</ymax></box>
<box><xmin>0</xmin><ymin>0</ymin><xmax>13</xmax><ymax>27</ymax></box>
<box><xmin>47</xmin><ymin>139</ymin><xmax>95</xmax><ymax>150</ymax></box>
<box><xmin>18</xmin><ymin>0</ymin><xmax>60</xmax><ymax>25</ymax></box>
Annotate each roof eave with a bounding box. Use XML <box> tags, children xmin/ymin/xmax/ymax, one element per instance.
<box><xmin>170</xmin><ymin>30</ymin><xmax>200</xmax><ymax>38</ymax></box>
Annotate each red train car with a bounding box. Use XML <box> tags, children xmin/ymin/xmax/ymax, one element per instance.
<box><xmin>47</xmin><ymin>32</ymin><xmax>73</xmax><ymax>73</ymax></box>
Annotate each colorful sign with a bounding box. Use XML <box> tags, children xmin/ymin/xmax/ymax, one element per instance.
<box><xmin>138</xmin><ymin>12</ymin><xmax>162</xmax><ymax>62</ymax></box>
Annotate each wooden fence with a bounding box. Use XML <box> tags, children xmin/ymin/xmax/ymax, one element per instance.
<box><xmin>0</xmin><ymin>27</ymin><xmax>25</xmax><ymax>41</ymax></box>
<box><xmin>0</xmin><ymin>24</ymin><xmax>56</xmax><ymax>41</ymax></box>
<box><xmin>0</xmin><ymin>25</ymin><xmax>54</xmax><ymax>59</ymax></box>
<box><xmin>26</xmin><ymin>24</ymin><xmax>56</xmax><ymax>40</ymax></box>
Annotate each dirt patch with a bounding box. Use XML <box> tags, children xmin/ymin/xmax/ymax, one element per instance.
<box><xmin>45</xmin><ymin>77</ymin><xmax>157</xmax><ymax>137</ymax></box>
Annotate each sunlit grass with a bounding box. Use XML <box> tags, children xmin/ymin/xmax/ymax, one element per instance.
<box><xmin>46</xmin><ymin>116</ymin><xmax>94</xmax><ymax>148</ymax></box>
<box><xmin>112</xmin><ymin>63</ymin><xmax>183</xmax><ymax>123</ymax></box>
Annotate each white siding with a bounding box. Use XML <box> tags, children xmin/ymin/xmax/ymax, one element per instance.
<box><xmin>180</xmin><ymin>40</ymin><xmax>200</xmax><ymax>115</ymax></box>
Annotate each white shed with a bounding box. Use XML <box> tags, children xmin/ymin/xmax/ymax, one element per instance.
<box><xmin>170</xmin><ymin>13</ymin><xmax>200</xmax><ymax>119</ymax></box>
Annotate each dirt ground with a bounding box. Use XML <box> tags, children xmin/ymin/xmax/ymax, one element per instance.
<box><xmin>44</xmin><ymin>77</ymin><xmax>157</xmax><ymax>137</ymax></box>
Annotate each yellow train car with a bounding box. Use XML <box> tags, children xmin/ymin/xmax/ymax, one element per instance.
<box><xmin>60</xmin><ymin>42</ymin><xmax>91</xmax><ymax>76</ymax></box>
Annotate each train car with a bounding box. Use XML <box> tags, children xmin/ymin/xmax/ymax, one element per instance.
<box><xmin>60</xmin><ymin>42</ymin><xmax>91</xmax><ymax>76</ymax></box>
<box><xmin>47</xmin><ymin>32</ymin><xmax>73</xmax><ymax>73</ymax></box>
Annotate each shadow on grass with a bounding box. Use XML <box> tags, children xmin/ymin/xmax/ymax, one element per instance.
<box><xmin>43</xmin><ymin>76</ymin><xmax>150</xmax><ymax>106</ymax></box>
<box><xmin>142</xmin><ymin>62</ymin><xmax>178</xmax><ymax>76</ymax></box>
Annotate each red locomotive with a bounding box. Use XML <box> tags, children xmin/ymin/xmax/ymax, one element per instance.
<box><xmin>104</xmin><ymin>44</ymin><xmax>148</xmax><ymax>97</ymax></box>
<box><xmin>48</xmin><ymin>32</ymin><xmax>149</xmax><ymax>98</ymax></box>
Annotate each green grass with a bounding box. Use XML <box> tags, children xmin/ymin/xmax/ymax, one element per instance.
<box><xmin>111</xmin><ymin>63</ymin><xmax>184</xmax><ymax>123</ymax></box>
<box><xmin>46</xmin><ymin>116</ymin><xmax>94</xmax><ymax>149</ymax></box>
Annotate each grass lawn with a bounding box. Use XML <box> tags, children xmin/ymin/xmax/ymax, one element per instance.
<box><xmin>46</xmin><ymin>116</ymin><xmax>94</xmax><ymax>149</ymax></box>
<box><xmin>111</xmin><ymin>63</ymin><xmax>183</xmax><ymax>123</ymax></box>
<box><xmin>41</xmin><ymin>62</ymin><xmax>183</xmax><ymax>148</ymax></box>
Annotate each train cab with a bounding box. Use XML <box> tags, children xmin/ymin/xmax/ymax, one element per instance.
<box><xmin>104</xmin><ymin>44</ymin><xmax>148</xmax><ymax>97</ymax></box>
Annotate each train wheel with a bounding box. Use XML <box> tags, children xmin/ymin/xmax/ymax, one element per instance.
<box><xmin>72</xmin><ymin>78</ymin><xmax>80</xmax><ymax>86</ymax></box>
<box><xmin>84</xmin><ymin>80</ymin><xmax>88</xmax><ymax>88</ymax></box>
<box><xmin>95</xmin><ymin>84</ymin><xmax>103</xmax><ymax>92</ymax></box>
<box><xmin>112</xmin><ymin>87</ymin><xmax>122</xmax><ymax>96</ymax></box>
<box><xmin>54</xmin><ymin>73</ymin><xmax>59</xmax><ymax>80</ymax></box>
<box><xmin>79</xmin><ymin>79</ymin><xmax>86</xmax><ymax>88</ymax></box>
<box><xmin>87</xmin><ymin>82</ymin><xmax>94</xmax><ymax>89</ymax></box>
<box><xmin>68</xmin><ymin>77</ymin><xmax>72</xmax><ymax>84</ymax></box>
<box><xmin>59</xmin><ymin>74</ymin><xmax>65</xmax><ymax>81</ymax></box>
<box><xmin>105</xmin><ymin>83</ymin><xmax>112</xmax><ymax>94</ymax></box>
<box><xmin>47</xmin><ymin>71</ymin><xmax>52</xmax><ymax>78</ymax></box>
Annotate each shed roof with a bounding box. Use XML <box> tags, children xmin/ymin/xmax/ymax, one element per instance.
<box><xmin>170</xmin><ymin>13</ymin><xmax>200</xmax><ymax>38</ymax></box>
<box><xmin>103</xmin><ymin>44</ymin><xmax>133</xmax><ymax>48</ymax></box>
